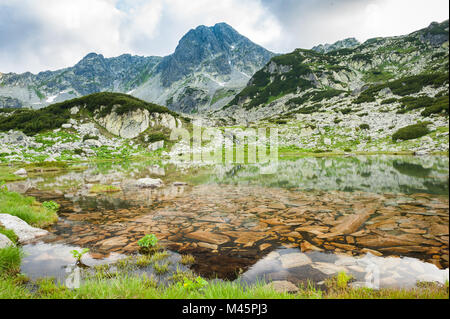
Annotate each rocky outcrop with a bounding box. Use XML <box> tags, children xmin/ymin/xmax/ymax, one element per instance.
<box><xmin>96</xmin><ymin>107</ymin><xmax>181</xmax><ymax>139</ymax></box>
<box><xmin>0</xmin><ymin>214</ymin><xmax>48</xmax><ymax>244</ymax></box>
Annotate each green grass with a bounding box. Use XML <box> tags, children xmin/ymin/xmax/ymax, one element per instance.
<box><xmin>153</xmin><ymin>262</ymin><xmax>170</xmax><ymax>275</ymax></box>
<box><xmin>180</xmin><ymin>254</ymin><xmax>195</xmax><ymax>265</ymax></box>
<box><xmin>0</xmin><ymin>271</ymin><xmax>447</xmax><ymax>299</ymax></box>
<box><xmin>0</xmin><ymin>190</ymin><xmax>58</xmax><ymax>228</ymax></box>
<box><xmin>0</xmin><ymin>167</ymin><xmax>25</xmax><ymax>182</ymax></box>
<box><xmin>0</xmin><ymin>246</ymin><xmax>23</xmax><ymax>274</ymax></box>
<box><xmin>326</xmin><ymin>283</ymin><xmax>449</xmax><ymax>299</ymax></box>
<box><xmin>89</xmin><ymin>184</ymin><xmax>121</xmax><ymax>193</ymax></box>
<box><xmin>0</xmin><ymin>226</ymin><xmax>18</xmax><ymax>243</ymax></box>
<box><xmin>0</xmin><ymin>275</ymin><xmax>31</xmax><ymax>299</ymax></box>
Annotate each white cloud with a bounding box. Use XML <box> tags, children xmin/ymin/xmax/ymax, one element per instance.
<box><xmin>0</xmin><ymin>0</ymin><xmax>448</xmax><ymax>73</ymax></box>
<box><xmin>162</xmin><ymin>0</ymin><xmax>282</xmax><ymax>48</ymax></box>
<box><xmin>265</xmin><ymin>0</ymin><xmax>449</xmax><ymax>50</ymax></box>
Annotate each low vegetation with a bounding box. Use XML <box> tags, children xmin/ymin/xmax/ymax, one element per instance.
<box><xmin>0</xmin><ymin>246</ymin><xmax>23</xmax><ymax>275</ymax></box>
<box><xmin>355</xmin><ymin>72</ymin><xmax>449</xmax><ymax>104</ymax></box>
<box><xmin>0</xmin><ymin>226</ymin><xmax>18</xmax><ymax>244</ymax></box>
<box><xmin>0</xmin><ymin>267</ymin><xmax>447</xmax><ymax>299</ymax></box>
<box><xmin>392</xmin><ymin>123</ymin><xmax>431</xmax><ymax>141</ymax></box>
<box><xmin>89</xmin><ymin>184</ymin><xmax>121</xmax><ymax>193</ymax></box>
<box><xmin>0</xmin><ymin>186</ymin><xmax>59</xmax><ymax>228</ymax></box>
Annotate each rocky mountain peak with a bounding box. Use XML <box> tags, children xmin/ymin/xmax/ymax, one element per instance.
<box><xmin>0</xmin><ymin>22</ymin><xmax>274</xmax><ymax>113</ymax></box>
<box><xmin>157</xmin><ymin>22</ymin><xmax>273</xmax><ymax>87</ymax></box>
<box><xmin>415</xmin><ymin>19</ymin><xmax>449</xmax><ymax>46</ymax></box>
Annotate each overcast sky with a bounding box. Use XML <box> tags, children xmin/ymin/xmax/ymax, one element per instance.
<box><xmin>0</xmin><ymin>0</ymin><xmax>448</xmax><ymax>74</ymax></box>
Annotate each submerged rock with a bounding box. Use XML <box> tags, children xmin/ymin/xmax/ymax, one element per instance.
<box><xmin>173</xmin><ymin>182</ymin><xmax>188</xmax><ymax>186</ymax></box>
<box><xmin>149</xmin><ymin>140</ymin><xmax>164</xmax><ymax>152</ymax></box>
<box><xmin>280</xmin><ymin>252</ymin><xmax>312</xmax><ymax>269</ymax></box>
<box><xmin>13</xmin><ymin>168</ymin><xmax>27</xmax><ymax>176</ymax></box>
<box><xmin>135</xmin><ymin>178</ymin><xmax>164</xmax><ymax>188</ymax></box>
<box><xmin>0</xmin><ymin>214</ymin><xmax>48</xmax><ymax>244</ymax></box>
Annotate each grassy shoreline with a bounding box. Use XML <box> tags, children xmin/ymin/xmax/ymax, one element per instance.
<box><xmin>0</xmin><ymin>188</ymin><xmax>58</xmax><ymax>228</ymax></box>
<box><xmin>1</xmin><ymin>270</ymin><xmax>448</xmax><ymax>299</ymax></box>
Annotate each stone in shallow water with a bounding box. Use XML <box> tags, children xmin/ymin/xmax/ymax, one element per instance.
<box><xmin>311</xmin><ymin>262</ymin><xmax>348</xmax><ymax>275</ymax></box>
<box><xmin>301</xmin><ymin>241</ymin><xmax>323</xmax><ymax>252</ymax></box>
<box><xmin>265</xmin><ymin>280</ymin><xmax>299</xmax><ymax>294</ymax></box>
<box><xmin>173</xmin><ymin>182</ymin><xmax>188</xmax><ymax>186</ymax></box>
<box><xmin>234</xmin><ymin>232</ymin><xmax>267</xmax><ymax>246</ymax></box>
<box><xmin>198</xmin><ymin>242</ymin><xmax>218</xmax><ymax>250</ymax></box>
<box><xmin>135</xmin><ymin>178</ymin><xmax>163</xmax><ymax>188</ymax></box>
<box><xmin>401</xmin><ymin>228</ymin><xmax>427</xmax><ymax>234</ymax></box>
<box><xmin>14</xmin><ymin>168</ymin><xmax>27</xmax><ymax>176</ymax></box>
<box><xmin>280</xmin><ymin>252</ymin><xmax>312</xmax><ymax>269</ymax></box>
<box><xmin>429</xmin><ymin>224</ymin><xmax>449</xmax><ymax>236</ymax></box>
<box><xmin>361</xmin><ymin>248</ymin><xmax>383</xmax><ymax>256</ymax></box>
<box><xmin>330</xmin><ymin>206</ymin><xmax>376</xmax><ymax>235</ymax></box>
<box><xmin>98</xmin><ymin>236</ymin><xmax>129</xmax><ymax>248</ymax></box>
<box><xmin>0</xmin><ymin>214</ymin><xmax>48</xmax><ymax>243</ymax></box>
<box><xmin>185</xmin><ymin>231</ymin><xmax>230</xmax><ymax>245</ymax></box>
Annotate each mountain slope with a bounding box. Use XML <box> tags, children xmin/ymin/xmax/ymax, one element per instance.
<box><xmin>219</xmin><ymin>20</ymin><xmax>448</xmax><ymax>118</ymax></box>
<box><xmin>0</xmin><ymin>92</ymin><xmax>181</xmax><ymax>138</ymax></box>
<box><xmin>0</xmin><ymin>23</ymin><xmax>274</xmax><ymax>114</ymax></box>
<box><xmin>311</xmin><ymin>38</ymin><xmax>360</xmax><ymax>53</ymax></box>
<box><xmin>132</xmin><ymin>23</ymin><xmax>275</xmax><ymax>113</ymax></box>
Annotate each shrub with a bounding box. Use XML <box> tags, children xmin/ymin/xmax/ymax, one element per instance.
<box><xmin>355</xmin><ymin>72</ymin><xmax>448</xmax><ymax>104</ymax></box>
<box><xmin>340</xmin><ymin>107</ymin><xmax>353</xmax><ymax>114</ymax></box>
<box><xmin>310</xmin><ymin>89</ymin><xmax>345</xmax><ymax>102</ymax></box>
<box><xmin>296</xmin><ymin>103</ymin><xmax>322</xmax><ymax>114</ymax></box>
<box><xmin>82</xmin><ymin>134</ymin><xmax>99</xmax><ymax>142</ymax></box>
<box><xmin>355</xmin><ymin>94</ymin><xmax>376</xmax><ymax>104</ymax></box>
<box><xmin>146</xmin><ymin>132</ymin><xmax>166</xmax><ymax>143</ymax></box>
<box><xmin>359</xmin><ymin>124</ymin><xmax>370</xmax><ymax>130</ymax></box>
<box><xmin>381</xmin><ymin>98</ymin><xmax>398</xmax><ymax>105</ymax></box>
<box><xmin>138</xmin><ymin>234</ymin><xmax>159</xmax><ymax>254</ymax></box>
<box><xmin>392</xmin><ymin>123</ymin><xmax>430</xmax><ymax>141</ymax></box>
<box><xmin>42</xmin><ymin>201</ymin><xmax>60</xmax><ymax>211</ymax></box>
<box><xmin>421</xmin><ymin>95</ymin><xmax>449</xmax><ymax>117</ymax></box>
<box><xmin>400</xmin><ymin>96</ymin><xmax>434</xmax><ymax>111</ymax></box>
